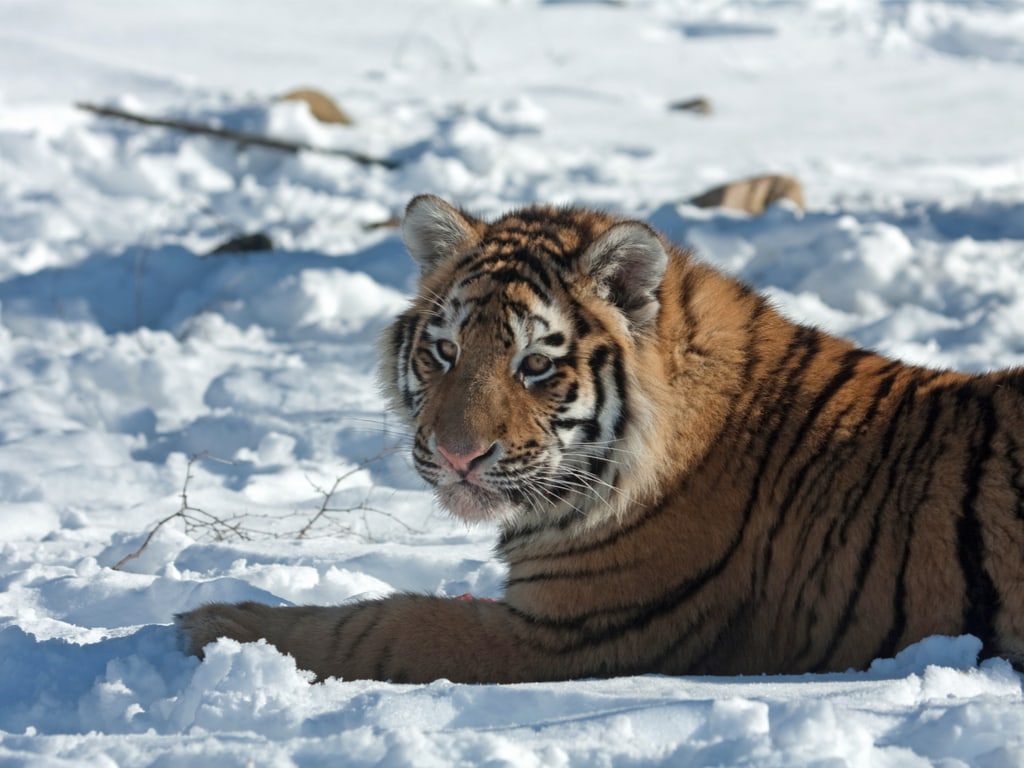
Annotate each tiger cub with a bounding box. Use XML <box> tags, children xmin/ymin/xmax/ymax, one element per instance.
<box><xmin>178</xmin><ymin>195</ymin><xmax>1024</xmax><ymax>683</ymax></box>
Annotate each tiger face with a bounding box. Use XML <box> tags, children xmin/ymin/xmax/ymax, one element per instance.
<box><xmin>380</xmin><ymin>195</ymin><xmax>669</xmax><ymax>528</ymax></box>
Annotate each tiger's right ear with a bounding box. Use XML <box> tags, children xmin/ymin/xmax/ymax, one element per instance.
<box><xmin>581</xmin><ymin>221</ymin><xmax>669</xmax><ymax>333</ymax></box>
<box><xmin>402</xmin><ymin>195</ymin><xmax>481</xmax><ymax>274</ymax></box>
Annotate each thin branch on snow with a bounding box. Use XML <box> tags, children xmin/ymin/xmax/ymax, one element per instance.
<box><xmin>296</xmin><ymin>447</ymin><xmax>414</xmax><ymax>540</ymax></box>
<box><xmin>112</xmin><ymin>451</ymin><xmax>234</xmax><ymax>570</ymax></box>
<box><xmin>75</xmin><ymin>102</ymin><xmax>400</xmax><ymax>169</ymax></box>
<box><xmin>113</xmin><ymin>447</ymin><xmax>413</xmax><ymax>570</ymax></box>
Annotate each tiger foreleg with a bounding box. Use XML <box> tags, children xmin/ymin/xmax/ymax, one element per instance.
<box><xmin>177</xmin><ymin>596</ymin><xmax>568</xmax><ymax>684</ymax></box>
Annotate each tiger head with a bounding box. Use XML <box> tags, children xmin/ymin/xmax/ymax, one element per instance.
<box><xmin>380</xmin><ymin>195</ymin><xmax>672</xmax><ymax>530</ymax></box>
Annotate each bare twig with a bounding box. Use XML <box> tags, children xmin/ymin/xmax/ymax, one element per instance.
<box><xmin>112</xmin><ymin>451</ymin><xmax>225</xmax><ymax>570</ymax></box>
<box><xmin>75</xmin><ymin>102</ymin><xmax>400</xmax><ymax>169</ymax></box>
<box><xmin>297</xmin><ymin>447</ymin><xmax>414</xmax><ymax>540</ymax></box>
<box><xmin>111</xmin><ymin>507</ymin><xmax>182</xmax><ymax>571</ymax></box>
<box><xmin>299</xmin><ymin>472</ymin><xmax>354</xmax><ymax>540</ymax></box>
<box><xmin>114</xmin><ymin>444</ymin><xmax>414</xmax><ymax>571</ymax></box>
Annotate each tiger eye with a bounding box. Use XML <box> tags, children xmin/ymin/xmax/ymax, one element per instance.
<box><xmin>520</xmin><ymin>353</ymin><xmax>553</xmax><ymax>377</ymax></box>
<box><xmin>436</xmin><ymin>339</ymin><xmax>458</xmax><ymax>363</ymax></box>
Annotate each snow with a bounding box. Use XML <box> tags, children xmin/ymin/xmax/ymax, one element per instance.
<box><xmin>1</xmin><ymin>0</ymin><xmax>1023</xmax><ymax>764</ymax></box>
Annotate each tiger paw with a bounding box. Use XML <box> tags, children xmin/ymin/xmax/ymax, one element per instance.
<box><xmin>175</xmin><ymin>601</ymin><xmax>274</xmax><ymax>658</ymax></box>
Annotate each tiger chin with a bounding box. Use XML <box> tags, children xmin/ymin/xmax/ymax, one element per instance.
<box><xmin>177</xmin><ymin>194</ymin><xmax>1024</xmax><ymax>683</ymax></box>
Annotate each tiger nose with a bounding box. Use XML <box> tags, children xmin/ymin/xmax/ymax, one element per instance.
<box><xmin>437</xmin><ymin>441</ymin><xmax>499</xmax><ymax>476</ymax></box>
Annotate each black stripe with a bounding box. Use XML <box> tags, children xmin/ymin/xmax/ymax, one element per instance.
<box><xmin>1005</xmin><ymin>430</ymin><xmax>1024</xmax><ymax>522</ymax></box>
<box><xmin>499</xmin><ymin>317</ymin><xmax>516</xmax><ymax>348</ymax></box>
<box><xmin>322</xmin><ymin>615</ymin><xmax>353</xmax><ymax>676</ymax></box>
<box><xmin>390</xmin><ymin>668</ymin><xmax>411</xmax><ymax>684</ymax></box>
<box><xmin>869</xmin><ymin>389</ymin><xmax>944</xmax><ymax>663</ymax></box>
<box><xmin>574</xmin><ymin>315</ymin><xmax>591</xmax><ymax>338</ymax></box>
<box><xmin>748</xmin><ymin>326</ymin><xmax>822</xmax><ymax>456</ymax></box>
<box><xmin>716</xmin><ymin>298</ymin><xmax>767</xmax><ymax>437</ymax></box>
<box><xmin>679</xmin><ymin>268</ymin><xmax>700</xmax><ymax>350</ymax></box>
<box><xmin>400</xmin><ymin>380</ymin><xmax>416</xmax><ymax>414</ymax></box>
<box><xmin>611</xmin><ymin>353</ymin><xmax>628</xmax><ymax>440</ymax></box>
<box><xmin>456</xmin><ymin>306</ymin><xmax>480</xmax><ymax>338</ymax></box>
<box><xmin>452</xmin><ymin>249</ymin><xmax>489</xmax><ymax>274</ymax></box>
<box><xmin>657</xmin><ymin>598</ymin><xmax>751</xmax><ymax>674</ymax></box>
<box><xmin>690</xmin><ymin>297</ymin><xmax>767</xmax><ymax>479</ymax></box>
<box><xmin>757</xmin><ymin>348</ymin><xmax>873</xmax><ymax>596</ymax></box>
<box><xmin>739</xmin><ymin>327</ymin><xmax>822</xmax><ymax>599</ymax></box>
<box><xmin>874</xmin><ymin>542</ymin><xmax>911</xmax><ymax>663</ymax></box>
<box><xmin>342</xmin><ymin>602</ymin><xmax>385</xmax><ymax>667</ymax></box>
<box><xmin>493</xmin><ymin>298</ymin><xmax>536</xmax><ymax>320</ymax></box>
<box><xmin>768</xmin><ymin>364</ymin><xmax>902</xmax><ymax>642</ymax></box>
<box><xmin>776</xmin><ymin>404</ymin><xmax>859</xmax><ymax>639</ymax></box>
<box><xmin>811</xmin><ymin>382</ymin><xmax>933</xmax><ymax>671</ymax></box>
<box><xmin>500</xmin><ymin>493</ymin><xmax>670</xmax><ymax>562</ymax></box>
<box><xmin>956</xmin><ymin>388</ymin><xmax>1001</xmax><ymax>650</ymax></box>
<box><xmin>454</xmin><ymin>247</ymin><xmax>561</xmax><ymax>296</ymax></box>
<box><xmin>394</xmin><ymin>315</ymin><xmax>418</xmax><ymax>413</ymax></box>
<box><xmin>374</xmin><ymin>642</ymin><xmax>393</xmax><ymax>681</ymax></box>
<box><xmin>809</xmin><ymin>376</ymin><xmax>932</xmax><ymax>670</ymax></box>
<box><xmin>472</xmin><ymin>267</ymin><xmax>553</xmax><ymax>301</ymax></box>
<box><xmin>545</xmin><ymin>369</ymin><xmax>570</xmax><ymax>386</ymax></box>
<box><xmin>870</xmin><ymin>391</ymin><xmax>946</xmax><ymax>663</ymax></box>
<box><xmin>830</xmin><ymin>375</ymin><xmax>933</xmax><ymax>547</ymax></box>
<box><xmin>584</xmin><ymin>346</ymin><xmax>611</xmax><ymax>442</ymax></box>
<box><xmin>506</xmin><ymin>512</ymin><xmax>753</xmax><ymax>653</ymax></box>
<box><xmin>503</xmin><ymin>598</ymin><xmax>639</xmax><ymax>636</ymax></box>
<box><xmin>390</xmin><ymin>314</ymin><xmax>411</xmax><ymax>351</ymax></box>
<box><xmin>551</xmin><ymin>417</ymin><xmax>590</xmax><ymax>430</ymax></box>
<box><xmin>562</xmin><ymin>381</ymin><xmax>579</xmax><ymax>406</ymax></box>
<box><xmin>788</xmin><ymin>349</ymin><xmax>873</xmax><ymax>452</ymax></box>
<box><xmin>814</xmin><ymin>488</ymin><xmax>886</xmax><ymax>670</ymax></box>
<box><xmin>588</xmin><ymin>345</ymin><xmax>611</xmax><ymax>375</ymax></box>
<box><xmin>785</xmin><ymin>366</ymin><xmax>900</xmax><ymax>583</ymax></box>
<box><xmin>506</xmin><ymin>250</ymin><xmax>555</xmax><ymax>293</ymax></box>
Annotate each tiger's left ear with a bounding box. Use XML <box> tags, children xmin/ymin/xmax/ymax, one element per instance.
<box><xmin>581</xmin><ymin>221</ymin><xmax>668</xmax><ymax>332</ymax></box>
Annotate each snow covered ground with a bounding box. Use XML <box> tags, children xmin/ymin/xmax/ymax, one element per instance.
<box><xmin>2</xmin><ymin>0</ymin><xmax>1024</xmax><ymax>765</ymax></box>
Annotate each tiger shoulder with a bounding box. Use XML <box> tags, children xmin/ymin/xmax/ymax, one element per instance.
<box><xmin>178</xmin><ymin>195</ymin><xmax>1024</xmax><ymax>683</ymax></box>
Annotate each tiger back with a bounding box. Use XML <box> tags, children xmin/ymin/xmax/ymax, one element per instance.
<box><xmin>178</xmin><ymin>195</ymin><xmax>1024</xmax><ymax>681</ymax></box>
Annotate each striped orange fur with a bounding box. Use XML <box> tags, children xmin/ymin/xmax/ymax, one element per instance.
<box><xmin>178</xmin><ymin>196</ymin><xmax>1024</xmax><ymax>682</ymax></box>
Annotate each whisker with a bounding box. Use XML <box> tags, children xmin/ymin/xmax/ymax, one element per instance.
<box><xmin>557</xmin><ymin>452</ymin><xmax>628</xmax><ymax>469</ymax></box>
<box><xmin>535</xmin><ymin>470</ymin><xmax>620</xmax><ymax>510</ymax></box>
<box><xmin>551</xmin><ymin>469</ymin><xmax>626</xmax><ymax>503</ymax></box>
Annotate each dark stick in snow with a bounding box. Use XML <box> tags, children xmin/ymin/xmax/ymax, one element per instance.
<box><xmin>76</xmin><ymin>102</ymin><xmax>400</xmax><ymax>169</ymax></box>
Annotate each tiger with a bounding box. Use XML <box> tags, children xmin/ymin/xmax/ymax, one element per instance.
<box><xmin>177</xmin><ymin>194</ymin><xmax>1024</xmax><ymax>683</ymax></box>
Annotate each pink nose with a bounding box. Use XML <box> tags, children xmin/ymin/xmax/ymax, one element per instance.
<box><xmin>437</xmin><ymin>443</ymin><xmax>495</xmax><ymax>476</ymax></box>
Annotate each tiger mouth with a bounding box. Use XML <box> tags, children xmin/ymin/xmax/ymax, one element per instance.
<box><xmin>436</xmin><ymin>481</ymin><xmax>517</xmax><ymax>523</ymax></box>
